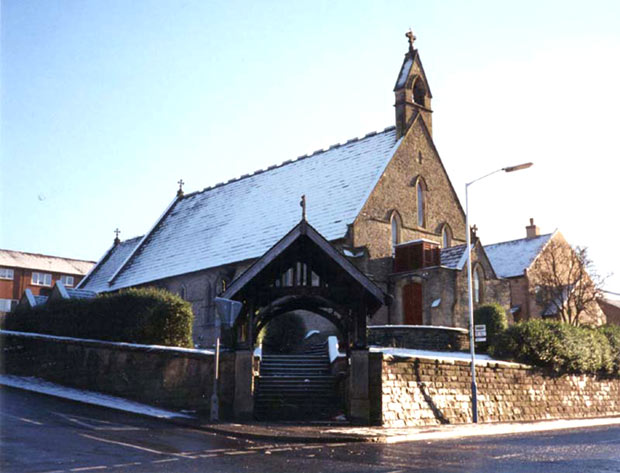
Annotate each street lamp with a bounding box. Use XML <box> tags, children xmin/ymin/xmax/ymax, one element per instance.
<box><xmin>465</xmin><ymin>162</ymin><xmax>532</xmax><ymax>423</ymax></box>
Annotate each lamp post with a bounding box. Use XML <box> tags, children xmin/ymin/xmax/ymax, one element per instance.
<box><xmin>465</xmin><ymin>162</ymin><xmax>532</xmax><ymax>423</ymax></box>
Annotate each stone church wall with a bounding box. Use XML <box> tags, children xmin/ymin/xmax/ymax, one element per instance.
<box><xmin>374</xmin><ymin>354</ymin><xmax>620</xmax><ymax>427</ymax></box>
<box><xmin>1</xmin><ymin>331</ymin><xmax>235</xmax><ymax>416</ymax></box>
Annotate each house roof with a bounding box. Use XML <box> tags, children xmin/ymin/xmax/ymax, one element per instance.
<box><xmin>440</xmin><ymin>244</ymin><xmax>467</xmax><ymax>270</ymax></box>
<box><xmin>0</xmin><ymin>249</ymin><xmax>95</xmax><ymax>275</ymax></box>
<box><xmin>77</xmin><ymin>236</ymin><xmax>143</xmax><ymax>292</ymax></box>
<box><xmin>100</xmin><ymin>127</ymin><xmax>401</xmax><ymax>292</ymax></box>
<box><xmin>484</xmin><ymin>233</ymin><xmax>554</xmax><ymax>278</ymax></box>
<box><xmin>223</xmin><ymin>219</ymin><xmax>386</xmax><ymax>306</ymax></box>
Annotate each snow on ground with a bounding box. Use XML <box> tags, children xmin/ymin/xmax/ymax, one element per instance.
<box><xmin>370</xmin><ymin>346</ymin><xmax>525</xmax><ymax>367</ymax></box>
<box><xmin>0</xmin><ymin>374</ymin><xmax>192</xmax><ymax>419</ymax></box>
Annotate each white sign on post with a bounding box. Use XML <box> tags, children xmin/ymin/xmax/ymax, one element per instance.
<box><xmin>474</xmin><ymin>324</ymin><xmax>487</xmax><ymax>343</ymax></box>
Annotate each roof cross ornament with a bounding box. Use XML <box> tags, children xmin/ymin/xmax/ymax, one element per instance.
<box><xmin>300</xmin><ymin>195</ymin><xmax>307</xmax><ymax>221</ymax></box>
<box><xmin>177</xmin><ymin>179</ymin><xmax>185</xmax><ymax>198</ymax></box>
<box><xmin>114</xmin><ymin>228</ymin><xmax>121</xmax><ymax>245</ymax></box>
<box><xmin>405</xmin><ymin>29</ymin><xmax>416</xmax><ymax>52</ymax></box>
<box><xmin>470</xmin><ymin>224</ymin><xmax>479</xmax><ymax>241</ymax></box>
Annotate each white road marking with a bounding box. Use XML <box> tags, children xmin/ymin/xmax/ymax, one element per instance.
<box><xmin>70</xmin><ymin>466</ymin><xmax>108</xmax><ymax>472</ymax></box>
<box><xmin>492</xmin><ymin>453</ymin><xmax>522</xmax><ymax>460</ymax></box>
<box><xmin>1</xmin><ymin>413</ymin><xmax>44</xmax><ymax>425</ymax></box>
<box><xmin>198</xmin><ymin>453</ymin><xmax>220</xmax><ymax>458</ymax></box>
<box><xmin>79</xmin><ymin>433</ymin><xmax>191</xmax><ymax>458</ymax></box>
<box><xmin>151</xmin><ymin>458</ymin><xmax>179</xmax><ymax>464</ymax></box>
<box><xmin>223</xmin><ymin>450</ymin><xmax>256</xmax><ymax>455</ymax></box>
<box><xmin>111</xmin><ymin>462</ymin><xmax>142</xmax><ymax>468</ymax></box>
<box><xmin>52</xmin><ymin>412</ymin><xmax>142</xmax><ymax>431</ymax></box>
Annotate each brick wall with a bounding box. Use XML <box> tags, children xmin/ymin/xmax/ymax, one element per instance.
<box><xmin>376</xmin><ymin>354</ymin><xmax>620</xmax><ymax>427</ymax></box>
<box><xmin>1</xmin><ymin>331</ymin><xmax>235</xmax><ymax>417</ymax></box>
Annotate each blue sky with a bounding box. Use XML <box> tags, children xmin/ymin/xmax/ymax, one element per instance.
<box><xmin>2</xmin><ymin>0</ymin><xmax>619</xmax><ymax>293</ymax></box>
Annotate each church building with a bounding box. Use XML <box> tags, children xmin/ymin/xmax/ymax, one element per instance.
<box><xmin>79</xmin><ymin>33</ymin><xmax>508</xmax><ymax>348</ymax></box>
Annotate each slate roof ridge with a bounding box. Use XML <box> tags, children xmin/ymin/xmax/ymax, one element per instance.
<box><xmin>181</xmin><ymin>126</ymin><xmax>397</xmax><ymax>199</ymax></box>
<box><xmin>0</xmin><ymin>248</ymin><xmax>96</xmax><ymax>265</ymax></box>
<box><xmin>485</xmin><ymin>232</ymin><xmax>554</xmax><ymax>248</ymax></box>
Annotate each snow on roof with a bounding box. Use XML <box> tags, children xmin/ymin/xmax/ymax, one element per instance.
<box><xmin>0</xmin><ymin>249</ymin><xmax>95</xmax><ymax>275</ymax></box>
<box><xmin>106</xmin><ymin>128</ymin><xmax>400</xmax><ymax>291</ymax></box>
<box><xmin>78</xmin><ymin>237</ymin><xmax>142</xmax><ymax>292</ymax></box>
<box><xmin>440</xmin><ymin>244</ymin><xmax>467</xmax><ymax>270</ymax></box>
<box><xmin>484</xmin><ymin>233</ymin><xmax>553</xmax><ymax>278</ymax></box>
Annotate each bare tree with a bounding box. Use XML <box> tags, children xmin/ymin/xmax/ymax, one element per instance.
<box><xmin>530</xmin><ymin>240</ymin><xmax>605</xmax><ymax>326</ymax></box>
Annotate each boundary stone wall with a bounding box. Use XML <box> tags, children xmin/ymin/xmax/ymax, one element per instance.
<box><xmin>1</xmin><ymin>331</ymin><xmax>234</xmax><ymax>417</ymax></box>
<box><xmin>368</xmin><ymin>325</ymin><xmax>469</xmax><ymax>352</ymax></box>
<box><xmin>375</xmin><ymin>354</ymin><xmax>620</xmax><ymax>427</ymax></box>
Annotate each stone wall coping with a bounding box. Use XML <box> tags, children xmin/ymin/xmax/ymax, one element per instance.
<box><xmin>375</xmin><ymin>349</ymin><xmax>529</xmax><ymax>369</ymax></box>
<box><xmin>0</xmin><ymin>330</ymin><xmax>215</xmax><ymax>359</ymax></box>
<box><xmin>368</xmin><ymin>325</ymin><xmax>468</xmax><ymax>334</ymax></box>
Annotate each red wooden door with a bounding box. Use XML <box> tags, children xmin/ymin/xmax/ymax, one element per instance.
<box><xmin>403</xmin><ymin>282</ymin><xmax>423</xmax><ymax>325</ymax></box>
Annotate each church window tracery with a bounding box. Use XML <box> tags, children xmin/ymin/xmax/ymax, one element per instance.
<box><xmin>416</xmin><ymin>179</ymin><xmax>427</xmax><ymax>227</ymax></box>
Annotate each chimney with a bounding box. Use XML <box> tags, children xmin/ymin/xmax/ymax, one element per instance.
<box><xmin>526</xmin><ymin>218</ymin><xmax>540</xmax><ymax>239</ymax></box>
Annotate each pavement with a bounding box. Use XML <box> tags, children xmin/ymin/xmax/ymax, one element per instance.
<box><xmin>3</xmin><ymin>374</ymin><xmax>620</xmax><ymax>445</ymax></box>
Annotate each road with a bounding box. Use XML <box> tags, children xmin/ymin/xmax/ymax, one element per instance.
<box><xmin>1</xmin><ymin>386</ymin><xmax>619</xmax><ymax>473</ymax></box>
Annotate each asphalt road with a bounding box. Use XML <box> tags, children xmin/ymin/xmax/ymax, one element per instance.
<box><xmin>1</xmin><ymin>386</ymin><xmax>619</xmax><ymax>473</ymax></box>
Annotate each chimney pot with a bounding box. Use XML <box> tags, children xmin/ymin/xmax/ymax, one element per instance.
<box><xmin>526</xmin><ymin>218</ymin><xmax>540</xmax><ymax>239</ymax></box>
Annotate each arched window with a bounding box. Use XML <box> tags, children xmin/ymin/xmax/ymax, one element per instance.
<box><xmin>416</xmin><ymin>179</ymin><xmax>426</xmax><ymax>227</ymax></box>
<box><xmin>413</xmin><ymin>78</ymin><xmax>427</xmax><ymax>107</ymax></box>
<box><xmin>442</xmin><ymin>224</ymin><xmax>452</xmax><ymax>248</ymax></box>
<box><xmin>390</xmin><ymin>211</ymin><xmax>401</xmax><ymax>255</ymax></box>
<box><xmin>473</xmin><ymin>265</ymin><xmax>484</xmax><ymax>304</ymax></box>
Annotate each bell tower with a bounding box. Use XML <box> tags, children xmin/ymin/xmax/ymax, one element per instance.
<box><xmin>394</xmin><ymin>30</ymin><xmax>433</xmax><ymax>138</ymax></box>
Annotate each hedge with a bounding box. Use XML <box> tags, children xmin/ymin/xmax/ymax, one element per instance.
<box><xmin>474</xmin><ymin>303</ymin><xmax>508</xmax><ymax>352</ymax></box>
<box><xmin>4</xmin><ymin>288</ymin><xmax>193</xmax><ymax>348</ymax></box>
<box><xmin>490</xmin><ymin>320</ymin><xmax>616</xmax><ymax>375</ymax></box>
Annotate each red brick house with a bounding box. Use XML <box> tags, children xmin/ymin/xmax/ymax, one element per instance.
<box><xmin>0</xmin><ymin>249</ymin><xmax>95</xmax><ymax>313</ymax></box>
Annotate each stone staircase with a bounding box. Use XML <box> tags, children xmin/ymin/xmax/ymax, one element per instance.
<box><xmin>254</xmin><ymin>343</ymin><xmax>343</xmax><ymax>421</ymax></box>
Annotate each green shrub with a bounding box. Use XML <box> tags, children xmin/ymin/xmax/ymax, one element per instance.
<box><xmin>474</xmin><ymin>303</ymin><xmax>508</xmax><ymax>352</ymax></box>
<box><xmin>5</xmin><ymin>288</ymin><xmax>193</xmax><ymax>347</ymax></box>
<box><xmin>261</xmin><ymin>313</ymin><xmax>306</xmax><ymax>354</ymax></box>
<box><xmin>599</xmin><ymin>324</ymin><xmax>620</xmax><ymax>374</ymax></box>
<box><xmin>490</xmin><ymin>319</ymin><xmax>614</xmax><ymax>374</ymax></box>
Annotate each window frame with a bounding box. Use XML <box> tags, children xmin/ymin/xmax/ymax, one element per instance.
<box><xmin>60</xmin><ymin>275</ymin><xmax>74</xmax><ymax>287</ymax></box>
<box><xmin>31</xmin><ymin>272</ymin><xmax>52</xmax><ymax>286</ymax></box>
<box><xmin>416</xmin><ymin>179</ymin><xmax>427</xmax><ymax>228</ymax></box>
<box><xmin>0</xmin><ymin>267</ymin><xmax>14</xmax><ymax>280</ymax></box>
<box><xmin>441</xmin><ymin>224</ymin><xmax>452</xmax><ymax>248</ymax></box>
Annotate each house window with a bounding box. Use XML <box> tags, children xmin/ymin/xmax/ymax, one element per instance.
<box><xmin>442</xmin><ymin>225</ymin><xmax>452</xmax><ymax>248</ymax></box>
<box><xmin>60</xmin><ymin>275</ymin><xmax>74</xmax><ymax>287</ymax></box>
<box><xmin>0</xmin><ymin>267</ymin><xmax>14</xmax><ymax>280</ymax></box>
<box><xmin>473</xmin><ymin>265</ymin><xmax>484</xmax><ymax>304</ymax></box>
<box><xmin>32</xmin><ymin>272</ymin><xmax>52</xmax><ymax>286</ymax></box>
<box><xmin>0</xmin><ymin>299</ymin><xmax>14</xmax><ymax>312</ymax></box>
<box><xmin>416</xmin><ymin>179</ymin><xmax>426</xmax><ymax>227</ymax></box>
<box><xmin>179</xmin><ymin>285</ymin><xmax>187</xmax><ymax>300</ymax></box>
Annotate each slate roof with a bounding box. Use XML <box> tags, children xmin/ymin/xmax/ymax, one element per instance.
<box><xmin>66</xmin><ymin>288</ymin><xmax>97</xmax><ymax>300</ymax></box>
<box><xmin>484</xmin><ymin>233</ymin><xmax>554</xmax><ymax>279</ymax></box>
<box><xmin>0</xmin><ymin>249</ymin><xmax>95</xmax><ymax>275</ymax></box>
<box><xmin>440</xmin><ymin>244</ymin><xmax>467</xmax><ymax>270</ymax></box>
<box><xmin>78</xmin><ymin>237</ymin><xmax>143</xmax><ymax>292</ymax></box>
<box><xmin>94</xmin><ymin>128</ymin><xmax>401</xmax><ymax>292</ymax></box>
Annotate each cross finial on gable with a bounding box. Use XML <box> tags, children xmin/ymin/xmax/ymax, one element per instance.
<box><xmin>114</xmin><ymin>228</ymin><xmax>121</xmax><ymax>245</ymax></box>
<box><xmin>177</xmin><ymin>179</ymin><xmax>185</xmax><ymax>197</ymax></box>
<box><xmin>300</xmin><ymin>195</ymin><xmax>307</xmax><ymax>221</ymax></box>
<box><xmin>405</xmin><ymin>29</ymin><xmax>416</xmax><ymax>51</ymax></box>
<box><xmin>470</xmin><ymin>224</ymin><xmax>478</xmax><ymax>242</ymax></box>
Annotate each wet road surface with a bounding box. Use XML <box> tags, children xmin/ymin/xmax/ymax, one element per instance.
<box><xmin>1</xmin><ymin>386</ymin><xmax>619</xmax><ymax>472</ymax></box>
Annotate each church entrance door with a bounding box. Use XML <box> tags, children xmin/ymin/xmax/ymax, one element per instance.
<box><xmin>403</xmin><ymin>282</ymin><xmax>423</xmax><ymax>325</ymax></box>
